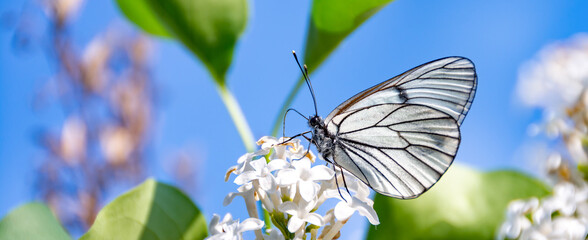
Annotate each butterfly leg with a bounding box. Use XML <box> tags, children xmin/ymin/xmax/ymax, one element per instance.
<box><xmin>278</xmin><ymin>131</ymin><xmax>311</xmax><ymax>145</ymax></box>
<box><xmin>301</xmin><ymin>135</ymin><xmax>313</xmax><ymax>161</ymax></box>
<box><xmin>278</xmin><ymin>131</ymin><xmax>316</xmax><ymax>162</ymax></box>
<box><xmin>339</xmin><ymin>166</ymin><xmax>352</xmax><ymax>196</ymax></box>
<box><xmin>289</xmin><ymin>132</ymin><xmax>315</xmax><ymax>161</ymax></box>
<box><xmin>332</xmin><ymin>164</ymin><xmax>349</xmax><ymax>202</ymax></box>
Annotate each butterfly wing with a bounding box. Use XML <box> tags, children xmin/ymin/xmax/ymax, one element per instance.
<box><xmin>325</xmin><ymin>57</ymin><xmax>477</xmax><ymax>126</ymax></box>
<box><xmin>327</xmin><ymin>103</ymin><xmax>460</xmax><ymax>198</ymax></box>
<box><xmin>323</xmin><ymin>57</ymin><xmax>476</xmax><ymax>198</ymax></box>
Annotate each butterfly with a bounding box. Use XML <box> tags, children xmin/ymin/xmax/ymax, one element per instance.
<box><xmin>290</xmin><ymin>52</ymin><xmax>477</xmax><ymax>199</ymax></box>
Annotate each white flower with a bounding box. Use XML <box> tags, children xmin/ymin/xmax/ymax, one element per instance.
<box><xmin>99</xmin><ymin>126</ymin><xmax>134</xmax><ymax>166</ymax></box>
<box><xmin>550</xmin><ymin>182</ymin><xmax>582</xmax><ymax>216</ymax></box>
<box><xmin>226</xmin><ymin>149</ymin><xmax>270</xmax><ymax>179</ymax></box>
<box><xmin>565</xmin><ymin>131</ymin><xmax>588</xmax><ymax>164</ymax></box>
<box><xmin>278</xmin><ymin>200</ymin><xmax>324</xmax><ymax>233</ymax></box>
<box><xmin>44</xmin><ymin>0</ymin><xmax>84</xmax><ymax>23</ymax></box>
<box><xmin>497</xmin><ymin>198</ymin><xmax>539</xmax><ymax>239</ymax></box>
<box><xmin>234</xmin><ymin>158</ymin><xmax>287</xmax><ymax>191</ymax></box>
<box><xmin>277</xmin><ymin>158</ymin><xmax>334</xmax><ymax>201</ymax></box>
<box><xmin>549</xmin><ymin>217</ymin><xmax>588</xmax><ymax>239</ymax></box>
<box><xmin>221</xmin><ymin>136</ymin><xmax>379</xmax><ymax>239</ymax></box>
<box><xmin>503</xmin><ymin>34</ymin><xmax>588</xmax><ymax>240</ymax></box>
<box><xmin>498</xmin><ymin>183</ymin><xmax>588</xmax><ymax>240</ymax></box>
<box><xmin>60</xmin><ymin>116</ymin><xmax>86</xmax><ymax>164</ymax></box>
<box><xmin>268</xmin><ymin>137</ymin><xmax>305</xmax><ymax>161</ymax></box>
<box><xmin>206</xmin><ymin>213</ymin><xmax>264</xmax><ymax>240</ymax></box>
<box><xmin>545</xmin><ymin>153</ymin><xmax>563</xmax><ymax>174</ymax></box>
<box><xmin>224</xmin><ymin>183</ymin><xmax>255</xmax><ymax>206</ymax></box>
<box><xmin>516</xmin><ymin>33</ymin><xmax>588</xmax><ymax>111</ymax></box>
<box><xmin>518</xmin><ymin>227</ymin><xmax>548</xmax><ymax>240</ymax></box>
<box><xmin>225</xmin><ymin>136</ymin><xmax>281</xmax><ymax>181</ymax></box>
<box><xmin>257</xmin><ymin>136</ymin><xmax>280</xmax><ymax>151</ymax></box>
<box><xmin>321</xmin><ymin>170</ymin><xmax>379</xmax><ymax>225</ymax></box>
<box><xmin>223</xmin><ymin>183</ymin><xmax>260</xmax><ymax>220</ymax></box>
<box><xmin>81</xmin><ymin>36</ymin><xmax>110</xmax><ymax>92</ymax></box>
<box><xmin>334</xmin><ymin>194</ymin><xmax>379</xmax><ymax>225</ymax></box>
<box><xmin>328</xmin><ymin>185</ymin><xmax>379</xmax><ymax>225</ymax></box>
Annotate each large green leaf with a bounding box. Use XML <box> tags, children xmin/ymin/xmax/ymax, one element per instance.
<box><xmin>0</xmin><ymin>203</ymin><xmax>70</xmax><ymax>240</ymax></box>
<box><xmin>271</xmin><ymin>0</ymin><xmax>395</xmax><ymax>135</ymax></box>
<box><xmin>115</xmin><ymin>0</ymin><xmax>170</xmax><ymax>37</ymax></box>
<box><xmin>303</xmin><ymin>0</ymin><xmax>395</xmax><ymax>70</ymax></box>
<box><xmin>81</xmin><ymin>179</ymin><xmax>207</xmax><ymax>240</ymax></box>
<box><xmin>143</xmin><ymin>0</ymin><xmax>248</xmax><ymax>84</ymax></box>
<box><xmin>367</xmin><ymin>165</ymin><xmax>550</xmax><ymax>240</ymax></box>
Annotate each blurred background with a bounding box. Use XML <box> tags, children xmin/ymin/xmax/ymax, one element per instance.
<box><xmin>1</xmin><ymin>0</ymin><xmax>588</xmax><ymax>238</ymax></box>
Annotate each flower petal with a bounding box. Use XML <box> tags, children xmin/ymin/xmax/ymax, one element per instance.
<box><xmin>334</xmin><ymin>202</ymin><xmax>355</xmax><ymax>221</ymax></box>
<box><xmin>293</xmin><ymin>158</ymin><xmax>311</xmax><ymax>171</ymax></box>
<box><xmin>237</xmin><ymin>218</ymin><xmax>264</xmax><ymax>233</ymax></box>
<box><xmin>250</xmin><ymin>159</ymin><xmax>267</xmax><ymax>172</ymax></box>
<box><xmin>223</xmin><ymin>192</ymin><xmax>240</xmax><ymax>206</ymax></box>
<box><xmin>208</xmin><ymin>214</ymin><xmax>222</xmax><ymax>235</ymax></box>
<box><xmin>278</xmin><ymin>201</ymin><xmax>299</xmax><ymax>216</ymax></box>
<box><xmin>258</xmin><ymin>175</ymin><xmax>276</xmax><ymax>191</ymax></box>
<box><xmin>276</xmin><ymin>169</ymin><xmax>298</xmax><ymax>186</ymax></box>
<box><xmin>309</xmin><ymin>165</ymin><xmax>335</xmax><ymax>181</ymax></box>
<box><xmin>353</xmin><ymin>200</ymin><xmax>380</xmax><ymax>225</ymax></box>
<box><xmin>237</xmin><ymin>152</ymin><xmax>254</xmax><ymax>164</ymax></box>
<box><xmin>268</xmin><ymin>159</ymin><xmax>289</xmax><ymax>172</ymax></box>
<box><xmin>258</xmin><ymin>137</ymin><xmax>280</xmax><ymax>153</ymax></box>
<box><xmin>299</xmin><ymin>180</ymin><xmax>318</xmax><ymax>202</ymax></box>
<box><xmin>287</xmin><ymin>216</ymin><xmax>305</xmax><ymax>233</ymax></box>
<box><xmin>234</xmin><ymin>171</ymin><xmax>259</xmax><ymax>185</ymax></box>
<box><xmin>221</xmin><ymin>213</ymin><xmax>233</xmax><ymax>223</ymax></box>
<box><xmin>304</xmin><ymin>212</ymin><xmax>325</xmax><ymax>227</ymax></box>
<box><xmin>253</xmin><ymin>148</ymin><xmax>271</xmax><ymax>157</ymax></box>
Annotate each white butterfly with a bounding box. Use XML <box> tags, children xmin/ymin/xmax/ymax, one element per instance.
<box><xmin>295</xmin><ymin>55</ymin><xmax>477</xmax><ymax>199</ymax></box>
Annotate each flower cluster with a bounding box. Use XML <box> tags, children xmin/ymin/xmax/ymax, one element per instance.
<box><xmin>516</xmin><ymin>33</ymin><xmax>588</xmax><ymax>113</ymax></box>
<box><xmin>207</xmin><ymin>213</ymin><xmax>264</xmax><ymax>240</ymax></box>
<box><xmin>498</xmin><ymin>34</ymin><xmax>588</xmax><ymax>240</ymax></box>
<box><xmin>26</xmin><ymin>0</ymin><xmax>159</xmax><ymax>232</ymax></box>
<box><xmin>207</xmin><ymin>136</ymin><xmax>379</xmax><ymax>240</ymax></box>
<box><xmin>497</xmin><ymin>181</ymin><xmax>588</xmax><ymax>239</ymax></box>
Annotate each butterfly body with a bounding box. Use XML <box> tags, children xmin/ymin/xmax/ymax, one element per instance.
<box><xmin>309</xmin><ymin>115</ymin><xmax>336</xmax><ymax>161</ymax></box>
<box><xmin>298</xmin><ymin>56</ymin><xmax>477</xmax><ymax>199</ymax></box>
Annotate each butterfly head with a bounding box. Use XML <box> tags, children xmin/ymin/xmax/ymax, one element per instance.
<box><xmin>308</xmin><ymin>115</ymin><xmax>324</xmax><ymax>129</ymax></box>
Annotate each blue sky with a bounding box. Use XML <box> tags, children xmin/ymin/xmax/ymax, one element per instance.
<box><xmin>1</xmin><ymin>0</ymin><xmax>588</xmax><ymax>238</ymax></box>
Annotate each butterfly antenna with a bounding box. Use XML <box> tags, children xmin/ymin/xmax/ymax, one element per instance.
<box><xmin>292</xmin><ymin>50</ymin><xmax>318</xmax><ymax>116</ymax></box>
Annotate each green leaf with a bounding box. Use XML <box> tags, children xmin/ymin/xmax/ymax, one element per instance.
<box><xmin>303</xmin><ymin>0</ymin><xmax>395</xmax><ymax>70</ymax></box>
<box><xmin>271</xmin><ymin>0</ymin><xmax>395</xmax><ymax>136</ymax></box>
<box><xmin>81</xmin><ymin>179</ymin><xmax>207</xmax><ymax>240</ymax></box>
<box><xmin>0</xmin><ymin>203</ymin><xmax>70</xmax><ymax>240</ymax></box>
<box><xmin>144</xmin><ymin>0</ymin><xmax>248</xmax><ymax>84</ymax></box>
<box><xmin>578</xmin><ymin>164</ymin><xmax>588</xmax><ymax>181</ymax></box>
<box><xmin>367</xmin><ymin>165</ymin><xmax>550</xmax><ymax>240</ymax></box>
<box><xmin>115</xmin><ymin>0</ymin><xmax>171</xmax><ymax>37</ymax></box>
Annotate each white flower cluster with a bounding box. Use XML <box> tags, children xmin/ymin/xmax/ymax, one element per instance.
<box><xmin>206</xmin><ymin>136</ymin><xmax>379</xmax><ymax>240</ymax></box>
<box><xmin>497</xmin><ymin>181</ymin><xmax>588</xmax><ymax>240</ymax></box>
<box><xmin>207</xmin><ymin>213</ymin><xmax>265</xmax><ymax>240</ymax></box>
<box><xmin>498</xmin><ymin>33</ymin><xmax>588</xmax><ymax>240</ymax></box>
<box><xmin>516</xmin><ymin>33</ymin><xmax>588</xmax><ymax>112</ymax></box>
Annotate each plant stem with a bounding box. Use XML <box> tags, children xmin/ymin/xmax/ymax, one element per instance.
<box><xmin>322</xmin><ymin>219</ymin><xmax>347</xmax><ymax>240</ymax></box>
<box><xmin>216</xmin><ymin>84</ymin><xmax>274</xmax><ymax>233</ymax></box>
<box><xmin>264</xmin><ymin>208</ymin><xmax>271</xmax><ymax>231</ymax></box>
<box><xmin>215</xmin><ymin>84</ymin><xmax>256</xmax><ymax>152</ymax></box>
